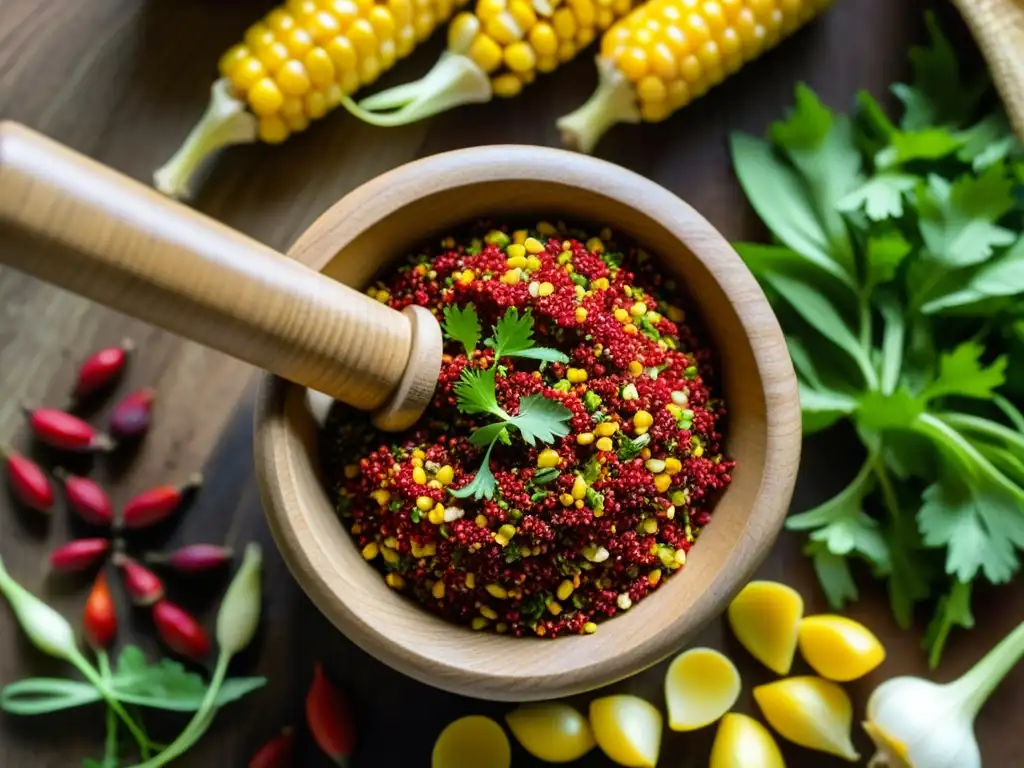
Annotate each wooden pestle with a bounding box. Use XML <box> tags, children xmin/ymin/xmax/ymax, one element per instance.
<box><xmin>0</xmin><ymin>121</ymin><xmax>442</xmax><ymax>431</ymax></box>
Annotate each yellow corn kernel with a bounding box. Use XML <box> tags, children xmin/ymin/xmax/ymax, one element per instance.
<box><xmin>665</xmin><ymin>457</ymin><xmax>682</xmax><ymax>475</ymax></box>
<box><xmin>480</xmin><ymin>605</ymin><xmax>500</xmax><ymax>620</ymax></box>
<box><xmin>584</xmin><ymin>621</ymin><xmax>598</xmax><ymax>634</ymax></box>
<box><xmin>428</xmin><ymin>506</ymin><xmax>446</xmax><ymax>525</ymax></box>
<box><xmin>510</xmin><ymin>0</ymin><xmax>538</xmax><ymax>28</ymax></box>
<box><xmin>634</xmin><ymin>410</ymin><xmax>654</xmax><ymax>429</ymax></box>
<box><xmin>577</xmin><ymin>432</ymin><xmax>595</xmax><ymax>445</ymax></box>
<box><xmin>523</xmin><ymin>237</ymin><xmax>545</xmax><ymax>254</ymax></box>
<box><xmin>416</xmin><ymin>495</ymin><xmax>434</xmax><ymax>512</ymax></box>
<box><xmin>470</xmin><ymin>617</ymin><xmax>490</xmax><ymax>630</ymax></box>
<box><xmin>506</xmin><ymin>254</ymin><xmax>528</xmax><ymax>268</ymax></box>
<box><xmin>258</xmin><ymin>115</ymin><xmax>290</xmax><ymax>143</ymax></box>
<box><xmin>592</xmin><ymin>277</ymin><xmax>610</xmax><ymax>290</ymax></box>
<box><xmin>614</xmin><ymin>307</ymin><xmax>629</xmax><ymax>323</ymax></box>
<box><xmin>343</xmin><ymin>463</ymin><xmax>361</xmax><ymax>479</ymax></box>
<box><xmin>556</xmin><ymin>580</ymin><xmax>575</xmax><ymax>601</ymax></box>
<box><xmin>432</xmin><ymin>580</ymin><xmax>446</xmax><ymax>599</ymax></box>
<box><xmin>247</xmin><ymin>78</ymin><xmax>285</xmax><ymax>116</ymax></box>
<box><xmin>537</xmin><ymin>448</ymin><xmax>561</xmax><ymax>468</ymax></box>
<box><xmin>486</xmin><ymin>584</ymin><xmax>509</xmax><ymax>599</ymax></box>
<box><xmin>547</xmin><ymin>600</ymin><xmax>563</xmax><ymax>615</ymax></box>
<box><xmin>575</xmin><ymin>307</ymin><xmax>588</xmax><ymax>322</ymax></box>
<box><xmin>448</xmin><ymin>13</ymin><xmax>481</xmax><ymax>53</ymax></box>
<box><xmin>567</xmin><ymin>367</ymin><xmax>588</xmax><ymax>383</ymax></box>
<box><xmin>412</xmin><ymin>466</ymin><xmax>427</xmax><ymax>484</ymax></box>
<box><xmin>219</xmin><ymin>44</ymin><xmax>250</xmax><ymax>78</ymax></box>
<box><xmin>359</xmin><ymin>55</ymin><xmax>381</xmax><ymax>84</ymax></box>
<box><xmin>368</xmin><ymin>5</ymin><xmax>396</xmax><ymax>39</ymax></box>
<box><xmin>504</xmin><ymin>40</ymin><xmax>539</xmax><ymax>72</ymax></box>
<box><xmin>501</xmin><ymin>267</ymin><xmax>522</xmax><ymax>284</ymax></box>
<box><xmin>552</xmin><ymin>7</ymin><xmax>578</xmax><ymax>39</ymax></box>
<box><xmin>558</xmin><ymin>492</ymin><xmax>574</xmax><ymax>506</ymax></box>
<box><xmin>436</xmin><ymin>465</ymin><xmax>454</xmax><ymax>485</ymax></box>
<box><xmin>595</xmin><ymin>421</ymin><xmax>618</xmax><ymax>437</ymax></box>
<box><xmin>272</xmin><ymin>60</ymin><xmax>309</xmax><ymax>96</ymax></box>
<box><xmin>395</xmin><ymin>25</ymin><xmax>418</xmax><ymax>56</ymax></box>
<box><xmin>370</xmin><ymin>489</ymin><xmax>391</xmax><ymax>506</ymax></box>
<box><xmin>385</xmin><ymin>572</ymin><xmax>405</xmax><ymax>589</ymax></box>
<box><xmin>572</xmin><ymin>474</ymin><xmax>588</xmax><ymax>500</ymax></box>
<box><xmin>302</xmin><ymin>47</ymin><xmax>336</xmax><ymax>87</ymax></box>
<box><xmin>654</xmin><ymin>473</ymin><xmax>672</xmax><ymax>493</ymax></box>
<box><xmin>477</xmin><ymin>0</ymin><xmax>507</xmax><ymax>18</ymax></box>
<box><xmin>649</xmin><ymin>568</ymin><xmax>662</xmax><ymax>586</ymax></box>
<box><xmin>596</xmin><ymin>437</ymin><xmax>613</xmax><ymax>452</ymax></box>
<box><xmin>528</xmin><ymin>21</ymin><xmax>559</xmax><ymax>56</ymax></box>
<box><xmin>465</xmin><ymin>572</ymin><xmax>476</xmax><ymax>588</ymax></box>
<box><xmin>506</xmin><ymin>242</ymin><xmax>526</xmax><ymax>259</ymax></box>
<box><xmin>246</xmin><ymin>25</ymin><xmax>277</xmax><ymax>53</ymax></box>
<box><xmin>231</xmin><ymin>57</ymin><xmax>267</xmax><ymax>93</ymax></box>
<box><xmin>475</xmin><ymin>514</ymin><xmax>489</xmax><ymax>528</ymax></box>
<box><xmin>381</xmin><ymin>546</ymin><xmax>400</xmax><ymax>564</ymax></box>
<box><xmin>361</xmin><ymin>542</ymin><xmax>379</xmax><ymax>560</ymax></box>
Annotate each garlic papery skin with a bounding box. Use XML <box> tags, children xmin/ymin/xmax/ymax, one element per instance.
<box><xmin>864</xmin><ymin>620</ymin><xmax>1024</xmax><ymax>768</ymax></box>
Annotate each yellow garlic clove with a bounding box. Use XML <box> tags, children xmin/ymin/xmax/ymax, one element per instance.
<box><xmin>798</xmin><ymin>614</ymin><xmax>886</xmax><ymax>682</ymax></box>
<box><xmin>664</xmin><ymin>647</ymin><xmax>741</xmax><ymax>731</ymax></box>
<box><xmin>431</xmin><ymin>715</ymin><xmax>511</xmax><ymax>768</ymax></box>
<box><xmin>589</xmin><ymin>694</ymin><xmax>663</xmax><ymax>768</ymax></box>
<box><xmin>753</xmin><ymin>677</ymin><xmax>859</xmax><ymax>762</ymax></box>
<box><xmin>727</xmin><ymin>581</ymin><xmax>804</xmax><ymax>675</ymax></box>
<box><xmin>710</xmin><ymin>713</ymin><xmax>787</xmax><ymax>768</ymax></box>
<box><xmin>506</xmin><ymin>702</ymin><xmax>595</xmax><ymax>763</ymax></box>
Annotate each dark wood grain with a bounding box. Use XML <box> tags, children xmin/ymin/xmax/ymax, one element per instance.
<box><xmin>0</xmin><ymin>0</ymin><xmax>1021</xmax><ymax>765</ymax></box>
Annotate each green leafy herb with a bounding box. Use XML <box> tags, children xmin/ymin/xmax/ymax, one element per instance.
<box><xmin>442</xmin><ymin>304</ymin><xmax>481</xmax><ymax>356</ymax></box>
<box><xmin>730</xmin><ymin>12</ymin><xmax>1024</xmax><ymax>667</ymax></box>
<box><xmin>450</xmin><ymin>308</ymin><xmax>573</xmax><ymax>499</ymax></box>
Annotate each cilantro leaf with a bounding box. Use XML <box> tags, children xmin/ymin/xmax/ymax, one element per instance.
<box><xmin>923</xmin><ymin>580</ymin><xmax>974</xmax><ymax>670</ymax></box>
<box><xmin>442</xmin><ymin>304</ymin><xmax>481</xmax><ymax>356</ymax></box>
<box><xmin>892</xmin><ymin>12</ymin><xmax>985</xmax><ymax>130</ymax></box>
<box><xmin>916</xmin><ymin>170</ymin><xmax>1017</xmax><ymax>267</ymax></box>
<box><xmin>730</xmin><ymin>133</ymin><xmax>854</xmax><ymax>281</ymax></box>
<box><xmin>856</xmin><ymin>389</ymin><xmax>925</xmax><ymax>431</ymax></box>
<box><xmin>787</xmin><ymin>461</ymin><xmax>891</xmax><ymax>572</ymax></box>
<box><xmin>469</xmin><ymin>421</ymin><xmax>509</xmax><ymax>448</ymax></box>
<box><xmin>886</xmin><ymin>507</ymin><xmax>934</xmax><ymax>629</ymax></box>
<box><xmin>867</xmin><ymin>230</ymin><xmax>912</xmax><ymax>288</ymax></box>
<box><xmin>877</xmin><ymin>293</ymin><xmax>906</xmax><ymax>394</ymax></box>
<box><xmin>922</xmin><ymin>237</ymin><xmax>1024</xmax><ymax>314</ymax></box>
<box><xmin>805</xmin><ymin>541</ymin><xmax>859</xmax><ymax>609</ymax></box>
<box><xmin>450</xmin><ymin>442</ymin><xmax>498</xmax><ymax>500</ymax></box>
<box><xmin>956</xmin><ymin>112</ymin><xmax>1022</xmax><ymax>170</ymax></box>
<box><xmin>921</xmin><ymin>342</ymin><xmax>1007</xmax><ymax>401</ymax></box>
<box><xmin>875</xmin><ymin>128</ymin><xmax>963</xmax><ymax>168</ymax></box>
<box><xmin>917</xmin><ymin>474</ymin><xmax>1024</xmax><ymax>584</ymax></box>
<box><xmin>837</xmin><ymin>173</ymin><xmax>917</xmax><ymax>221</ymax></box>
<box><xmin>507</xmin><ymin>394</ymin><xmax>572</xmax><ymax>446</ymax></box>
<box><xmin>454</xmin><ymin>367</ymin><xmax>508</xmax><ymax>418</ymax></box>
<box><xmin>770</xmin><ymin>85</ymin><xmax>863</xmax><ymax>266</ymax></box>
<box><xmin>487</xmin><ymin>307</ymin><xmax>569</xmax><ymax>363</ymax></box>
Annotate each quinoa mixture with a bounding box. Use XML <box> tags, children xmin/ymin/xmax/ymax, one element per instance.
<box><xmin>321</xmin><ymin>221</ymin><xmax>734</xmax><ymax>638</ymax></box>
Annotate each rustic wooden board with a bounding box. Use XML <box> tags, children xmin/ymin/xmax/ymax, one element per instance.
<box><xmin>0</xmin><ymin>0</ymin><xmax>1021</xmax><ymax>765</ymax></box>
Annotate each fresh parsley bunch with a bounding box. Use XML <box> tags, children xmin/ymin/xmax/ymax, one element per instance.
<box><xmin>729</xmin><ymin>13</ymin><xmax>1024</xmax><ymax>666</ymax></box>
<box><xmin>442</xmin><ymin>304</ymin><xmax>573</xmax><ymax>500</ymax></box>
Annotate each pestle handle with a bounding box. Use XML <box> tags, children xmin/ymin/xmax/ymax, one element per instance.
<box><xmin>0</xmin><ymin>121</ymin><xmax>440</xmax><ymax>430</ymax></box>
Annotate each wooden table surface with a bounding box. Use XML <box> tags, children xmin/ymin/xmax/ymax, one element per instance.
<box><xmin>1</xmin><ymin>0</ymin><xmax>1022</xmax><ymax>765</ymax></box>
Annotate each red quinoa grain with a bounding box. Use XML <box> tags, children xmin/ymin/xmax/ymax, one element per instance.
<box><xmin>321</xmin><ymin>222</ymin><xmax>734</xmax><ymax>637</ymax></box>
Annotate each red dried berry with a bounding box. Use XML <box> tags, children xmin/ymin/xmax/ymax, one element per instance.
<box><xmin>114</xmin><ymin>553</ymin><xmax>164</xmax><ymax>606</ymax></box>
<box><xmin>306</xmin><ymin>663</ymin><xmax>355</xmax><ymax>766</ymax></box>
<box><xmin>121</xmin><ymin>474</ymin><xmax>202</xmax><ymax>530</ymax></box>
<box><xmin>49</xmin><ymin>539</ymin><xmax>110</xmax><ymax>572</ymax></box>
<box><xmin>1</xmin><ymin>446</ymin><xmax>54</xmax><ymax>513</ymax></box>
<box><xmin>72</xmin><ymin>339</ymin><xmax>133</xmax><ymax>400</ymax></box>
<box><xmin>109</xmin><ymin>388</ymin><xmax>155</xmax><ymax>440</ymax></box>
<box><xmin>53</xmin><ymin>469</ymin><xmax>113</xmax><ymax>527</ymax></box>
<box><xmin>144</xmin><ymin>544</ymin><xmax>233</xmax><ymax>574</ymax></box>
<box><xmin>152</xmin><ymin>600</ymin><xmax>210</xmax><ymax>660</ymax></box>
<box><xmin>249</xmin><ymin>727</ymin><xmax>295</xmax><ymax>768</ymax></box>
<box><xmin>84</xmin><ymin>571</ymin><xmax>117</xmax><ymax>648</ymax></box>
<box><xmin>24</xmin><ymin>407</ymin><xmax>114</xmax><ymax>452</ymax></box>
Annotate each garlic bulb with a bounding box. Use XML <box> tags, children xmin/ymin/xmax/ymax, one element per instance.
<box><xmin>865</xmin><ymin>620</ymin><xmax>1024</xmax><ymax>768</ymax></box>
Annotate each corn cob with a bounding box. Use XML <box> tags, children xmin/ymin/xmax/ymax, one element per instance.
<box><xmin>154</xmin><ymin>0</ymin><xmax>469</xmax><ymax>199</ymax></box>
<box><xmin>338</xmin><ymin>0</ymin><xmax>641</xmax><ymax>127</ymax></box>
<box><xmin>557</xmin><ymin>0</ymin><xmax>834</xmax><ymax>153</ymax></box>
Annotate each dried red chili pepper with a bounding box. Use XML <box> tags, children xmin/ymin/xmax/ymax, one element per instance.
<box><xmin>109</xmin><ymin>388</ymin><xmax>155</xmax><ymax>440</ymax></box>
<box><xmin>24</xmin><ymin>407</ymin><xmax>114</xmax><ymax>452</ymax></box>
<box><xmin>72</xmin><ymin>339</ymin><xmax>133</xmax><ymax>401</ymax></box>
<box><xmin>249</xmin><ymin>727</ymin><xmax>295</xmax><ymax>768</ymax></box>
<box><xmin>53</xmin><ymin>469</ymin><xmax>113</xmax><ymax>527</ymax></box>
<box><xmin>83</xmin><ymin>571</ymin><xmax>117</xmax><ymax>648</ymax></box>
<box><xmin>113</xmin><ymin>553</ymin><xmax>164</xmax><ymax>606</ymax></box>
<box><xmin>49</xmin><ymin>538</ymin><xmax>110</xmax><ymax>572</ymax></box>
<box><xmin>306</xmin><ymin>663</ymin><xmax>355</xmax><ymax>767</ymax></box>
<box><xmin>144</xmin><ymin>544</ymin><xmax>233</xmax><ymax>573</ymax></box>
<box><xmin>1</xmin><ymin>445</ymin><xmax>54</xmax><ymax>513</ymax></box>
<box><xmin>121</xmin><ymin>473</ymin><xmax>202</xmax><ymax>530</ymax></box>
<box><xmin>152</xmin><ymin>600</ymin><xmax>210</xmax><ymax>660</ymax></box>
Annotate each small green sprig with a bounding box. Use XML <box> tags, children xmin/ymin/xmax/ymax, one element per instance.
<box><xmin>442</xmin><ymin>304</ymin><xmax>572</xmax><ymax>500</ymax></box>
